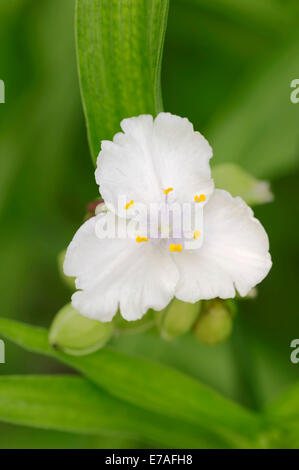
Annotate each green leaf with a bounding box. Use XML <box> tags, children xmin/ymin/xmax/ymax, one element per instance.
<box><xmin>212</xmin><ymin>163</ymin><xmax>273</xmax><ymax>206</ymax></box>
<box><xmin>0</xmin><ymin>375</ymin><xmax>218</xmax><ymax>448</ymax></box>
<box><xmin>76</xmin><ymin>0</ymin><xmax>169</xmax><ymax>163</ymax></box>
<box><xmin>208</xmin><ymin>35</ymin><xmax>299</xmax><ymax>179</ymax></box>
<box><xmin>0</xmin><ymin>316</ymin><xmax>262</xmax><ymax>447</ymax></box>
<box><xmin>112</xmin><ymin>329</ymin><xmax>241</xmax><ymax>402</ymax></box>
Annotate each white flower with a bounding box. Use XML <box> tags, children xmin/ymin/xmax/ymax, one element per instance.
<box><xmin>64</xmin><ymin>113</ymin><xmax>272</xmax><ymax>322</ymax></box>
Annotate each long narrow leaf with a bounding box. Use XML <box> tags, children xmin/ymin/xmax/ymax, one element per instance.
<box><xmin>0</xmin><ymin>316</ymin><xmax>262</xmax><ymax>447</ymax></box>
<box><xmin>76</xmin><ymin>0</ymin><xmax>169</xmax><ymax>162</ymax></box>
<box><xmin>0</xmin><ymin>375</ymin><xmax>219</xmax><ymax>448</ymax></box>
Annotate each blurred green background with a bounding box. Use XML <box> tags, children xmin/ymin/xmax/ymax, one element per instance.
<box><xmin>0</xmin><ymin>0</ymin><xmax>299</xmax><ymax>448</ymax></box>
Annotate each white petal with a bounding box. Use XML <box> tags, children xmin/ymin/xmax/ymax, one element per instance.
<box><xmin>174</xmin><ymin>189</ymin><xmax>272</xmax><ymax>302</ymax></box>
<box><xmin>64</xmin><ymin>214</ymin><xmax>179</xmax><ymax>322</ymax></box>
<box><xmin>95</xmin><ymin>115</ymin><xmax>162</xmax><ymax>211</ymax></box>
<box><xmin>95</xmin><ymin>113</ymin><xmax>214</xmax><ymax>213</ymax></box>
<box><xmin>152</xmin><ymin>113</ymin><xmax>214</xmax><ymax>202</ymax></box>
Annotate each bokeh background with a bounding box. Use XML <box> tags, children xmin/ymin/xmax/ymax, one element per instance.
<box><xmin>0</xmin><ymin>0</ymin><xmax>299</xmax><ymax>448</ymax></box>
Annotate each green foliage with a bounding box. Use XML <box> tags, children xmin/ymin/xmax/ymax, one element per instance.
<box><xmin>76</xmin><ymin>0</ymin><xmax>169</xmax><ymax>163</ymax></box>
<box><xmin>0</xmin><ymin>375</ymin><xmax>214</xmax><ymax>448</ymax></box>
<box><xmin>0</xmin><ymin>316</ymin><xmax>262</xmax><ymax>448</ymax></box>
<box><xmin>2</xmin><ymin>316</ymin><xmax>299</xmax><ymax>448</ymax></box>
<box><xmin>1</xmin><ymin>0</ymin><xmax>299</xmax><ymax>450</ymax></box>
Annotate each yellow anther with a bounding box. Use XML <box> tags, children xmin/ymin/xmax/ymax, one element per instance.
<box><xmin>194</xmin><ymin>194</ymin><xmax>206</xmax><ymax>203</ymax></box>
<box><xmin>124</xmin><ymin>200</ymin><xmax>134</xmax><ymax>210</ymax></box>
<box><xmin>193</xmin><ymin>230</ymin><xmax>201</xmax><ymax>240</ymax></box>
<box><xmin>164</xmin><ymin>187</ymin><xmax>173</xmax><ymax>195</ymax></box>
<box><xmin>169</xmin><ymin>243</ymin><xmax>183</xmax><ymax>252</ymax></box>
<box><xmin>136</xmin><ymin>236</ymin><xmax>148</xmax><ymax>243</ymax></box>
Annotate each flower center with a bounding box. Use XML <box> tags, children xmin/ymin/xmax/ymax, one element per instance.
<box><xmin>194</xmin><ymin>194</ymin><xmax>206</xmax><ymax>203</ymax></box>
<box><xmin>133</xmin><ymin>188</ymin><xmax>205</xmax><ymax>252</ymax></box>
<box><xmin>124</xmin><ymin>200</ymin><xmax>134</xmax><ymax>210</ymax></box>
<box><xmin>163</xmin><ymin>187</ymin><xmax>173</xmax><ymax>195</ymax></box>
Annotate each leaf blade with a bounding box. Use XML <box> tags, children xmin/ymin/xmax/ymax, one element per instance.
<box><xmin>0</xmin><ymin>316</ymin><xmax>262</xmax><ymax>447</ymax></box>
<box><xmin>0</xmin><ymin>375</ymin><xmax>218</xmax><ymax>448</ymax></box>
<box><xmin>76</xmin><ymin>0</ymin><xmax>169</xmax><ymax>163</ymax></box>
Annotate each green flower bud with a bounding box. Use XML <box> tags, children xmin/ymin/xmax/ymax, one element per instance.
<box><xmin>158</xmin><ymin>299</ymin><xmax>201</xmax><ymax>340</ymax></box>
<box><xmin>57</xmin><ymin>249</ymin><xmax>75</xmax><ymax>290</ymax></box>
<box><xmin>114</xmin><ymin>309</ymin><xmax>155</xmax><ymax>334</ymax></box>
<box><xmin>49</xmin><ymin>303</ymin><xmax>114</xmax><ymax>355</ymax></box>
<box><xmin>212</xmin><ymin>163</ymin><xmax>273</xmax><ymax>206</ymax></box>
<box><xmin>194</xmin><ymin>299</ymin><xmax>233</xmax><ymax>345</ymax></box>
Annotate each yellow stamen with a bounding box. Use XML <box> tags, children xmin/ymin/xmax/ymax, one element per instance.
<box><xmin>194</xmin><ymin>230</ymin><xmax>201</xmax><ymax>240</ymax></box>
<box><xmin>169</xmin><ymin>243</ymin><xmax>183</xmax><ymax>252</ymax></box>
<box><xmin>194</xmin><ymin>194</ymin><xmax>206</xmax><ymax>203</ymax></box>
<box><xmin>136</xmin><ymin>236</ymin><xmax>148</xmax><ymax>243</ymax></box>
<box><xmin>124</xmin><ymin>200</ymin><xmax>134</xmax><ymax>210</ymax></box>
<box><xmin>164</xmin><ymin>187</ymin><xmax>173</xmax><ymax>195</ymax></box>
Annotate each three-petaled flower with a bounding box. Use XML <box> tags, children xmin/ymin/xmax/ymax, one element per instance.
<box><xmin>64</xmin><ymin>113</ymin><xmax>272</xmax><ymax>322</ymax></box>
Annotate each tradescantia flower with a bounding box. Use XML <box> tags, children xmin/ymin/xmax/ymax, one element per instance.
<box><xmin>64</xmin><ymin>113</ymin><xmax>272</xmax><ymax>322</ymax></box>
